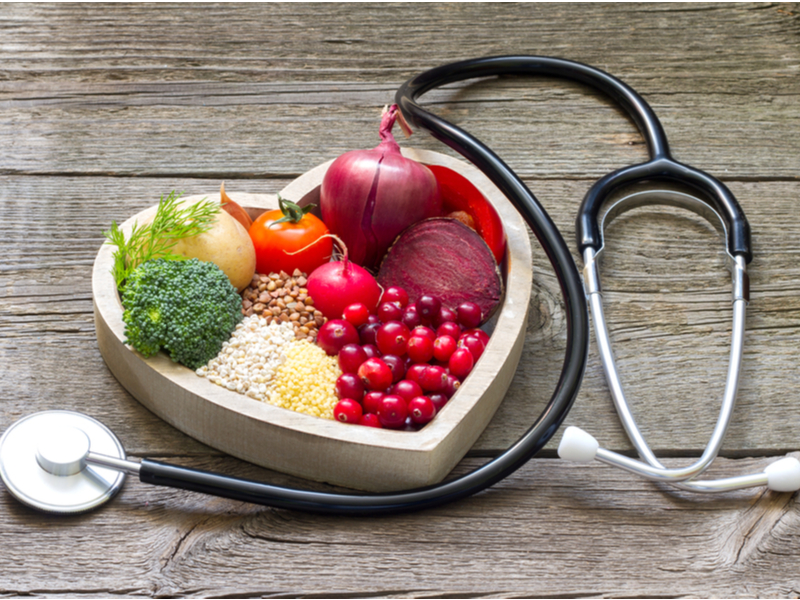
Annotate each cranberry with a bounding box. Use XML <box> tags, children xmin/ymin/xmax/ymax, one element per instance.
<box><xmin>443</xmin><ymin>374</ymin><xmax>461</xmax><ymax>398</ymax></box>
<box><xmin>377</xmin><ymin>395</ymin><xmax>408</xmax><ymax>429</ymax></box>
<box><xmin>434</xmin><ymin>306</ymin><xmax>458</xmax><ymax>327</ymax></box>
<box><xmin>411</xmin><ymin>325</ymin><xmax>437</xmax><ymax>342</ymax></box>
<box><xmin>334</xmin><ymin>398</ymin><xmax>362</xmax><ymax>424</ymax></box>
<box><xmin>462</xmin><ymin>328</ymin><xmax>490</xmax><ymax>346</ymax></box>
<box><xmin>406</xmin><ymin>335</ymin><xmax>434</xmax><ymax>363</ymax></box>
<box><xmin>376</xmin><ymin>321</ymin><xmax>411</xmax><ymax>356</ymax></box>
<box><xmin>358</xmin><ymin>413</ymin><xmax>383</xmax><ymax>428</ymax></box>
<box><xmin>449</xmin><ymin>347</ymin><xmax>475</xmax><ymax>379</ymax></box>
<box><xmin>381</xmin><ymin>354</ymin><xmax>406</xmax><ymax>383</ymax></box>
<box><xmin>358</xmin><ymin>322</ymin><xmax>381</xmax><ymax>346</ymax></box>
<box><xmin>408</xmin><ymin>396</ymin><xmax>436</xmax><ymax>425</ymax></box>
<box><xmin>432</xmin><ymin>335</ymin><xmax>457</xmax><ymax>362</ymax></box>
<box><xmin>436</xmin><ymin>321</ymin><xmax>461</xmax><ymax>339</ymax></box>
<box><xmin>402</xmin><ymin>305</ymin><xmax>422</xmax><ymax>329</ymax></box>
<box><xmin>317</xmin><ymin>319</ymin><xmax>359</xmax><ymax>356</ymax></box>
<box><xmin>338</xmin><ymin>344</ymin><xmax>367</xmax><ymax>374</ymax></box>
<box><xmin>342</xmin><ymin>303</ymin><xmax>371</xmax><ymax>328</ymax></box>
<box><xmin>358</xmin><ymin>357</ymin><xmax>393</xmax><ymax>391</ymax></box>
<box><xmin>428</xmin><ymin>392</ymin><xmax>449</xmax><ymax>412</ymax></box>
<box><xmin>362</xmin><ymin>391</ymin><xmax>385</xmax><ymax>415</ymax></box>
<box><xmin>416</xmin><ymin>294</ymin><xmax>441</xmax><ymax>322</ymax></box>
<box><xmin>383</xmin><ymin>286</ymin><xmax>409</xmax><ymax>308</ymax></box>
<box><xmin>335</xmin><ymin>373</ymin><xmax>365</xmax><ymax>401</ymax></box>
<box><xmin>377</xmin><ymin>301</ymin><xmax>404</xmax><ymax>323</ymax></box>
<box><xmin>459</xmin><ymin>334</ymin><xmax>486</xmax><ymax>361</ymax></box>
<box><xmin>419</xmin><ymin>365</ymin><xmax>448</xmax><ymax>392</ymax></box>
<box><xmin>405</xmin><ymin>363</ymin><xmax>428</xmax><ymax>384</ymax></box>
<box><xmin>361</xmin><ymin>344</ymin><xmax>380</xmax><ymax>360</ymax></box>
<box><xmin>392</xmin><ymin>379</ymin><xmax>424</xmax><ymax>403</ymax></box>
<box><xmin>456</xmin><ymin>302</ymin><xmax>482</xmax><ymax>329</ymax></box>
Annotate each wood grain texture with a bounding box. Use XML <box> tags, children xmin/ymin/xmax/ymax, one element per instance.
<box><xmin>1</xmin><ymin>2</ymin><xmax>800</xmax><ymax>597</ymax></box>
<box><xmin>2</xmin><ymin>455</ymin><xmax>800</xmax><ymax>597</ymax></box>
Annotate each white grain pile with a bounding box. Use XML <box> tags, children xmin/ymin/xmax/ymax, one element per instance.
<box><xmin>196</xmin><ymin>315</ymin><xmax>296</xmax><ymax>401</ymax></box>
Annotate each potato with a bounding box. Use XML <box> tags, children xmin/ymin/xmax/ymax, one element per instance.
<box><xmin>169</xmin><ymin>206</ymin><xmax>256</xmax><ymax>292</ymax></box>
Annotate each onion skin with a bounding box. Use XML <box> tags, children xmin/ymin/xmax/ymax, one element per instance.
<box><xmin>219</xmin><ymin>181</ymin><xmax>253</xmax><ymax>230</ymax></box>
<box><xmin>320</xmin><ymin>105</ymin><xmax>442</xmax><ymax>270</ymax></box>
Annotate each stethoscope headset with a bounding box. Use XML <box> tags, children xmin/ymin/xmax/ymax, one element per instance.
<box><xmin>3</xmin><ymin>56</ymin><xmax>799</xmax><ymax>517</ymax></box>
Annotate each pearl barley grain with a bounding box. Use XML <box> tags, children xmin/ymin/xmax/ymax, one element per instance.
<box><xmin>196</xmin><ymin>315</ymin><xmax>341</xmax><ymax>420</ymax></box>
<box><xmin>196</xmin><ymin>316</ymin><xmax>296</xmax><ymax>403</ymax></box>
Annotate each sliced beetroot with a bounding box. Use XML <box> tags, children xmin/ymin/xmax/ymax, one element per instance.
<box><xmin>377</xmin><ymin>218</ymin><xmax>503</xmax><ymax>324</ymax></box>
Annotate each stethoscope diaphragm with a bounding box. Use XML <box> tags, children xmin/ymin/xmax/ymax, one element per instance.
<box><xmin>0</xmin><ymin>410</ymin><xmax>127</xmax><ymax>513</ymax></box>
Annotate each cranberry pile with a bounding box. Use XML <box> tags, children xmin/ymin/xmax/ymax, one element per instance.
<box><xmin>316</xmin><ymin>286</ymin><xmax>490</xmax><ymax>430</ymax></box>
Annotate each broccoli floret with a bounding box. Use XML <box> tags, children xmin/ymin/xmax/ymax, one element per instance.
<box><xmin>121</xmin><ymin>258</ymin><xmax>243</xmax><ymax>370</ymax></box>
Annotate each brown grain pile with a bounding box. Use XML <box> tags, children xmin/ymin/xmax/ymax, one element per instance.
<box><xmin>241</xmin><ymin>270</ymin><xmax>326</xmax><ymax>342</ymax></box>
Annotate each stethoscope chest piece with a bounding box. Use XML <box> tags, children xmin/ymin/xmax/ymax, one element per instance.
<box><xmin>0</xmin><ymin>410</ymin><xmax>127</xmax><ymax>513</ymax></box>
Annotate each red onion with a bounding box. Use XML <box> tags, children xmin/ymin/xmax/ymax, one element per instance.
<box><xmin>320</xmin><ymin>105</ymin><xmax>442</xmax><ymax>270</ymax></box>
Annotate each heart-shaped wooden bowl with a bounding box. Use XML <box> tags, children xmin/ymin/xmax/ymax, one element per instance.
<box><xmin>93</xmin><ymin>149</ymin><xmax>532</xmax><ymax>492</ymax></box>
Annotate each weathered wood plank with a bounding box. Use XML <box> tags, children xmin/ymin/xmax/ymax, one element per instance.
<box><xmin>2</xmin><ymin>455</ymin><xmax>799</xmax><ymax>597</ymax></box>
<box><xmin>1</xmin><ymin>3</ymin><xmax>799</xmax><ymax>597</ymax></box>
<box><xmin>0</xmin><ymin>4</ymin><xmax>797</xmax><ymax>180</ymax></box>
<box><xmin>0</xmin><ymin>3</ymin><xmax>796</xmax><ymax>90</ymax></box>
<box><xmin>0</xmin><ymin>86</ymin><xmax>797</xmax><ymax>180</ymax></box>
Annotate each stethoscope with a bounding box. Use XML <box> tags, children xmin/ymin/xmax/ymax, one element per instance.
<box><xmin>2</xmin><ymin>56</ymin><xmax>797</xmax><ymax>517</ymax></box>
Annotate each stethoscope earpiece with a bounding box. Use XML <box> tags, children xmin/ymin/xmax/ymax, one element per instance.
<box><xmin>560</xmin><ymin>425</ymin><xmax>800</xmax><ymax>494</ymax></box>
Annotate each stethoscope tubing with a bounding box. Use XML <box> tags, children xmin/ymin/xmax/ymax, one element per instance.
<box><xmin>1</xmin><ymin>56</ymin><xmax>597</xmax><ymax>516</ymax></box>
<box><xmin>403</xmin><ymin>56</ymin><xmax>765</xmax><ymax>494</ymax></box>
<box><xmin>6</xmin><ymin>56</ymin><xmax>766</xmax><ymax>513</ymax></box>
<box><xmin>135</xmin><ymin>57</ymin><xmax>604</xmax><ymax>514</ymax></box>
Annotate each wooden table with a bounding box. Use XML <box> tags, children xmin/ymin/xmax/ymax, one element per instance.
<box><xmin>2</xmin><ymin>3</ymin><xmax>799</xmax><ymax>597</ymax></box>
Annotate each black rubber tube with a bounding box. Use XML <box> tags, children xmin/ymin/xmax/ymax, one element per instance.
<box><xmin>393</xmin><ymin>55</ymin><xmax>750</xmax><ymax>263</ymax></box>
<box><xmin>141</xmin><ymin>56</ymin><xmax>600</xmax><ymax>515</ymax></box>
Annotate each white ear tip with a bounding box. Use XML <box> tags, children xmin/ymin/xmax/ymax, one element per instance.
<box><xmin>765</xmin><ymin>457</ymin><xmax>800</xmax><ymax>492</ymax></box>
<box><xmin>558</xmin><ymin>426</ymin><xmax>599</xmax><ymax>463</ymax></box>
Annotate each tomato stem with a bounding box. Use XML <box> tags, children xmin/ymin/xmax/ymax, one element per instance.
<box><xmin>269</xmin><ymin>194</ymin><xmax>316</xmax><ymax>227</ymax></box>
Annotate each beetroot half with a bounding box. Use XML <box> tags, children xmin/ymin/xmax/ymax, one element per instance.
<box><xmin>377</xmin><ymin>218</ymin><xmax>504</xmax><ymax>324</ymax></box>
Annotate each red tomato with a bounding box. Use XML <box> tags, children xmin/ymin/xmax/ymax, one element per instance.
<box><xmin>428</xmin><ymin>165</ymin><xmax>506</xmax><ymax>265</ymax></box>
<box><xmin>249</xmin><ymin>208</ymin><xmax>333</xmax><ymax>276</ymax></box>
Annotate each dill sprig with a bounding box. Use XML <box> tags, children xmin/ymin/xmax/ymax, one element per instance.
<box><xmin>104</xmin><ymin>190</ymin><xmax>220</xmax><ymax>290</ymax></box>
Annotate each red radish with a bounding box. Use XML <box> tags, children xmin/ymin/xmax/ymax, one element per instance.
<box><xmin>307</xmin><ymin>238</ymin><xmax>381</xmax><ymax>320</ymax></box>
<box><xmin>320</xmin><ymin>104</ymin><xmax>442</xmax><ymax>269</ymax></box>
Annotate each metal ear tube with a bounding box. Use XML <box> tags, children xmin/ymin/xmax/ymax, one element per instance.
<box><xmin>561</xmin><ymin>187</ymin><xmax>799</xmax><ymax>493</ymax></box>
